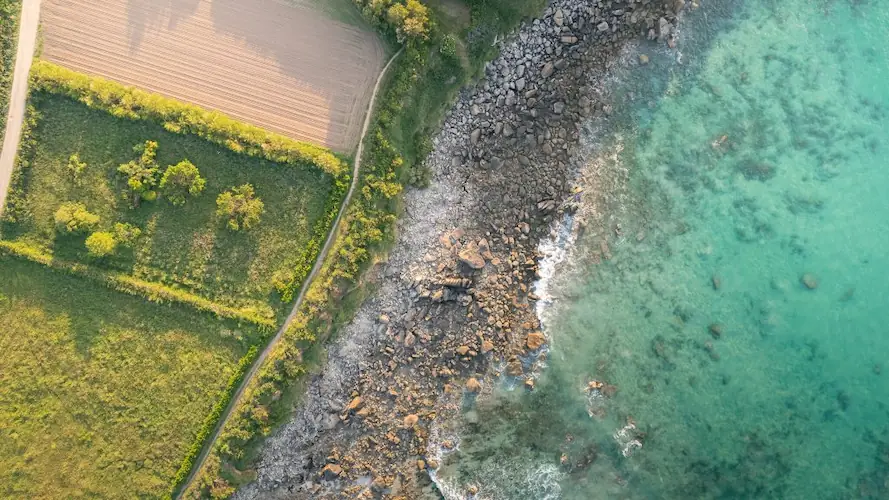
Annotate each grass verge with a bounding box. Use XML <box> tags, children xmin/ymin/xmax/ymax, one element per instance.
<box><xmin>0</xmin><ymin>0</ymin><xmax>19</xmax><ymax>134</ymax></box>
<box><xmin>0</xmin><ymin>255</ymin><xmax>264</xmax><ymax>498</ymax></box>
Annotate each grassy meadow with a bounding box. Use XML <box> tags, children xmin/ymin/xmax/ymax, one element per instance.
<box><xmin>2</xmin><ymin>93</ymin><xmax>335</xmax><ymax>320</ymax></box>
<box><xmin>0</xmin><ymin>256</ymin><xmax>260</xmax><ymax>498</ymax></box>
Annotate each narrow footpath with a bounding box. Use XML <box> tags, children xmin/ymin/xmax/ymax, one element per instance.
<box><xmin>0</xmin><ymin>0</ymin><xmax>40</xmax><ymax>217</ymax></box>
<box><xmin>176</xmin><ymin>47</ymin><xmax>403</xmax><ymax>498</ymax></box>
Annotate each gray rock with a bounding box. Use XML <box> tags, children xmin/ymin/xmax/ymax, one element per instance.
<box><xmin>516</xmin><ymin>77</ymin><xmax>526</xmax><ymax>91</ymax></box>
<box><xmin>553</xmin><ymin>102</ymin><xmax>565</xmax><ymax>114</ymax></box>
<box><xmin>597</xmin><ymin>21</ymin><xmax>610</xmax><ymax>32</ymax></box>
<box><xmin>470</xmin><ymin>128</ymin><xmax>481</xmax><ymax>145</ymax></box>
<box><xmin>541</xmin><ymin>62</ymin><xmax>554</xmax><ymax>79</ymax></box>
<box><xmin>554</xmin><ymin>9</ymin><xmax>564</xmax><ymax>27</ymax></box>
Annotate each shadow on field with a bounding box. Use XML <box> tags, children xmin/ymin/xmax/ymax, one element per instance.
<box><xmin>120</xmin><ymin>0</ymin><xmax>383</xmax><ymax>150</ymax></box>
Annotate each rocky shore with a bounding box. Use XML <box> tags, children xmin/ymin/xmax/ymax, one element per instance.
<box><xmin>235</xmin><ymin>1</ymin><xmax>684</xmax><ymax>498</ymax></box>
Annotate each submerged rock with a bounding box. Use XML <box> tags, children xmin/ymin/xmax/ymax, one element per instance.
<box><xmin>465</xmin><ymin>378</ymin><xmax>482</xmax><ymax>393</ymax></box>
<box><xmin>801</xmin><ymin>273</ymin><xmax>818</xmax><ymax>290</ymax></box>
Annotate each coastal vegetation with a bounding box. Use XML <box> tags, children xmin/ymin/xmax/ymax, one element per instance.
<box><xmin>183</xmin><ymin>0</ymin><xmax>546</xmax><ymax>496</ymax></box>
<box><xmin>0</xmin><ymin>256</ymin><xmax>261</xmax><ymax>498</ymax></box>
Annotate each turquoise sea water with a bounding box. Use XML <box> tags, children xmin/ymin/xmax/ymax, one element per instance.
<box><xmin>432</xmin><ymin>1</ymin><xmax>889</xmax><ymax>498</ymax></box>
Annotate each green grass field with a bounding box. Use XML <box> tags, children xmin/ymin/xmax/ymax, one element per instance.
<box><xmin>0</xmin><ymin>256</ymin><xmax>260</xmax><ymax>498</ymax></box>
<box><xmin>2</xmin><ymin>92</ymin><xmax>334</xmax><ymax>320</ymax></box>
<box><xmin>0</xmin><ymin>0</ymin><xmax>20</xmax><ymax>133</ymax></box>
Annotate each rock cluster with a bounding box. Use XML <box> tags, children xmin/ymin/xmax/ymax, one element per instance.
<box><xmin>235</xmin><ymin>1</ymin><xmax>683</xmax><ymax>499</ymax></box>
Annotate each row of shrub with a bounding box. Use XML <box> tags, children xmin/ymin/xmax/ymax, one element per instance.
<box><xmin>168</xmin><ymin>345</ymin><xmax>260</xmax><ymax>499</ymax></box>
<box><xmin>0</xmin><ymin>240</ymin><xmax>277</xmax><ymax>328</ymax></box>
<box><xmin>29</xmin><ymin>61</ymin><xmax>350</xmax><ymax>178</ymax></box>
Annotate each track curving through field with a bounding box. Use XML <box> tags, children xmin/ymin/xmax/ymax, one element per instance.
<box><xmin>0</xmin><ymin>0</ymin><xmax>41</xmax><ymax>218</ymax></box>
<box><xmin>175</xmin><ymin>46</ymin><xmax>403</xmax><ymax>499</ymax></box>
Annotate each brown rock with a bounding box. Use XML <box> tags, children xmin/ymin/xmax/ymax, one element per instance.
<box><xmin>456</xmin><ymin>345</ymin><xmax>471</xmax><ymax>356</ymax></box>
<box><xmin>801</xmin><ymin>273</ymin><xmax>818</xmax><ymax>290</ymax></box>
<box><xmin>321</xmin><ymin>463</ymin><xmax>342</xmax><ymax>479</ymax></box>
<box><xmin>417</xmin><ymin>459</ymin><xmax>426</xmax><ymax>470</ymax></box>
<box><xmin>403</xmin><ymin>414</ymin><xmax>419</xmax><ymax>427</ymax></box>
<box><xmin>465</xmin><ymin>378</ymin><xmax>482</xmax><ymax>392</ymax></box>
<box><xmin>345</xmin><ymin>397</ymin><xmax>363</xmax><ymax>412</ymax></box>
<box><xmin>481</xmin><ymin>339</ymin><xmax>495</xmax><ymax>353</ymax></box>
<box><xmin>709</xmin><ymin>323</ymin><xmax>723</xmax><ymax>339</ymax></box>
<box><xmin>526</xmin><ymin>331</ymin><xmax>546</xmax><ymax>350</ymax></box>
<box><xmin>458</xmin><ymin>247</ymin><xmax>486</xmax><ymax>270</ymax></box>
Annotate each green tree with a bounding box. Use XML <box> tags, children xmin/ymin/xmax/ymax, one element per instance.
<box><xmin>216</xmin><ymin>184</ymin><xmax>264</xmax><ymax>231</ymax></box>
<box><xmin>54</xmin><ymin>202</ymin><xmax>100</xmax><ymax>233</ymax></box>
<box><xmin>113</xmin><ymin>222</ymin><xmax>142</xmax><ymax>247</ymax></box>
<box><xmin>85</xmin><ymin>231</ymin><xmax>118</xmax><ymax>257</ymax></box>
<box><xmin>160</xmin><ymin>160</ymin><xmax>206</xmax><ymax>206</ymax></box>
<box><xmin>67</xmin><ymin>153</ymin><xmax>87</xmax><ymax>184</ymax></box>
<box><xmin>118</xmin><ymin>141</ymin><xmax>160</xmax><ymax>207</ymax></box>
<box><xmin>386</xmin><ymin>0</ymin><xmax>429</xmax><ymax>41</ymax></box>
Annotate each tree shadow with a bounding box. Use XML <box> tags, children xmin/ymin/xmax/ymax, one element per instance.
<box><xmin>120</xmin><ymin>0</ymin><xmax>384</xmax><ymax>151</ymax></box>
<box><xmin>125</xmin><ymin>0</ymin><xmax>200</xmax><ymax>51</ymax></box>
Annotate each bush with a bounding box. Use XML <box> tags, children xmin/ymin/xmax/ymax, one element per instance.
<box><xmin>216</xmin><ymin>184</ymin><xmax>264</xmax><ymax>231</ymax></box>
<box><xmin>440</xmin><ymin>33</ymin><xmax>458</xmax><ymax>59</ymax></box>
<box><xmin>67</xmin><ymin>153</ymin><xmax>87</xmax><ymax>184</ymax></box>
<box><xmin>85</xmin><ymin>231</ymin><xmax>117</xmax><ymax>257</ymax></box>
<box><xmin>118</xmin><ymin>141</ymin><xmax>160</xmax><ymax>207</ymax></box>
<box><xmin>54</xmin><ymin>202</ymin><xmax>99</xmax><ymax>233</ymax></box>
<box><xmin>160</xmin><ymin>159</ymin><xmax>206</xmax><ymax>206</ymax></box>
<box><xmin>113</xmin><ymin>222</ymin><xmax>142</xmax><ymax>247</ymax></box>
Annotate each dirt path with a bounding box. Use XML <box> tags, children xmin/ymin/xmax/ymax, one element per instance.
<box><xmin>0</xmin><ymin>0</ymin><xmax>40</xmax><ymax>218</ymax></box>
<box><xmin>175</xmin><ymin>47</ymin><xmax>403</xmax><ymax>499</ymax></box>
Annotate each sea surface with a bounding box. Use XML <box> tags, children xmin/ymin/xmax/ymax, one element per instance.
<box><xmin>432</xmin><ymin>0</ymin><xmax>889</xmax><ymax>498</ymax></box>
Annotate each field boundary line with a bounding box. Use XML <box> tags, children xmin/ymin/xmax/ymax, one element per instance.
<box><xmin>0</xmin><ymin>241</ymin><xmax>278</xmax><ymax>329</ymax></box>
<box><xmin>0</xmin><ymin>0</ymin><xmax>40</xmax><ymax>217</ymax></box>
<box><xmin>174</xmin><ymin>46</ymin><xmax>404</xmax><ymax>499</ymax></box>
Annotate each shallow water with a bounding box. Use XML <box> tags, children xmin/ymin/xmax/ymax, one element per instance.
<box><xmin>432</xmin><ymin>0</ymin><xmax>889</xmax><ymax>498</ymax></box>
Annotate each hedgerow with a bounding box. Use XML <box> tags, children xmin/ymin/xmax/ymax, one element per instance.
<box><xmin>29</xmin><ymin>61</ymin><xmax>349</xmax><ymax>178</ymax></box>
<box><xmin>0</xmin><ymin>240</ymin><xmax>276</xmax><ymax>329</ymax></box>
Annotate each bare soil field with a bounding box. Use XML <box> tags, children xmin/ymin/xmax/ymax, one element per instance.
<box><xmin>41</xmin><ymin>0</ymin><xmax>385</xmax><ymax>153</ymax></box>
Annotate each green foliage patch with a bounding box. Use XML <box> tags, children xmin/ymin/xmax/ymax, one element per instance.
<box><xmin>0</xmin><ymin>256</ymin><xmax>260</xmax><ymax>498</ymax></box>
<box><xmin>2</xmin><ymin>92</ymin><xmax>340</xmax><ymax>321</ymax></box>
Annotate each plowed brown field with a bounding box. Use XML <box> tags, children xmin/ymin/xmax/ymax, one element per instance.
<box><xmin>41</xmin><ymin>0</ymin><xmax>385</xmax><ymax>153</ymax></box>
